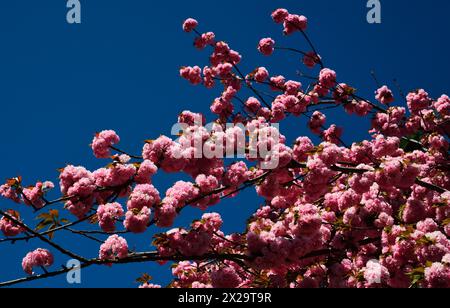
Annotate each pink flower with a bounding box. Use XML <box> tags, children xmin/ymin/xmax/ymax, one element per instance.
<box><xmin>434</xmin><ymin>94</ymin><xmax>450</xmax><ymax>116</ymax></box>
<box><xmin>97</xmin><ymin>202</ymin><xmax>124</xmax><ymax>232</ymax></box>
<box><xmin>417</xmin><ymin>219</ymin><xmax>438</xmax><ymax>233</ymax></box>
<box><xmin>0</xmin><ymin>184</ymin><xmax>20</xmax><ymax>203</ymax></box>
<box><xmin>371</xmin><ymin>134</ymin><xmax>400</xmax><ymax>158</ymax></box>
<box><xmin>203</xmin><ymin>66</ymin><xmax>215</xmax><ymax>88</ymax></box>
<box><xmin>182</xmin><ymin>18</ymin><xmax>198</xmax><ymax>33</ymax></box>
<box><xmin>0</xmin><ymin>211</ymin><xmax>24</xmax><ymax>237</ymax></box>
<box><xmin>257</xmin><ymin>38</ymin><xmax>275</xmax><ymax>56</ymax></box>
<box><xmin>211</xmin><ymin>267</ymin><xmax>242</xmax><ymax>288</ymax></box>
<box><xmin>22</xmin><ymin>248</ymin><xmax>54</xmax><ymax>275</ymax></box>
<box><xmin>59</xmin><ymin>165</ymin><xmax>96</xmax><ymax>217</ymax></box>
<box><xmin>139</xmin><ymin>283</ymin><xmax>162</xmax><ymax>288</ymax></box>
<box><xmin>319</xmin><ymin>68</ymin><xmax>337</xmax><ymax>88</ymax></box>
<box><xmin>178</xmin><ymin>111</ymin><xmax>205</xmax><ymax>126</ymax></box>
<box><xmin>194</xmin><ymin>32</ymin><xmax>215</xmax><ymax>49</ymax></box>
<box><xmin>93</xmin><ymin>163</ymin><xmax>136</xmax><ymax>188</ymax></box>
<box><xmin>124</xmin><ymin>206</ymin><xmax>151</xmax><ymax>234</ymax></box>
<box><xmin>91</xmin><ymin>130</ymin><xmax>120</xmax><ymax>159</ymax></box>
<box><xmin>293</xmin><ymin>136</ymin><xmax>314</xmax><ymax>162</ymax></box>
<box><xmin>245</xmin><ymin>97</ymin><xmax>261</xmax><ymax>114</ymax></box>
<box><xmin>363</xmin><ymin>260</ymin><xmax>389</xmax><ymax>287</ymax></box>
<box><xmin>135</xmin><ymin>160</ymin><xmax>158</xmax><ymax>184</ymax></box>
<box><xmin>195</xmin><ymin>174</ymin><xmax>219</xmax><ymax>194</ymax></box>
<box><xmin>322</xmin><ymin>124</ymin><xmax>343</xmax><ymax>144</ymax></box>
<box><xmin>180</xmin><ymin>66</ymin><xmax>202</xmax><ymax>85</ymax></box>
<box><xmin>155</xmin><ymin>200</ymin><xmax>178</xmax><ymax>228</ymax></box>
<box><xmin>424</xmin><ymin>262</ymin><xmax>450</xmax><ymax>288</ymax></box>
<box><xmin>167</xmin><ymin>181</ymin><xmax>199</xmax><ymax>202</ymax></box>
<box><xmin>127</xmin><ymin>184</ymin><xmax>161</xmax><ymax>211</ymax></box>
<box><xmin>308</xmin><ymin>111</ymin><xmax>326</xmax><ymax>134</ymax></box>
<box><xmin>428</xmin><ymin>134</ymin><xmax>449</xmax><ymax>152</ymax></box>
<box><xmin>59</xmin><ymin>165</ymin><xmax>95</xmax><ymax>197</ymax></box>
<box><xmin>375</xmin><ymin>86</ymin><xmax>394</xmax><ymax>105</ymax></box>
<box><xmin>283</xmin><ymin>14</ymin><xmax>308</xmax><ymax>35</ymax></box>
<box><xmin>196</xmin><ymin>212</ymin><xmax>223</xmax><ymax>233</ymax></box>
<box><xmin>270</xmin><ymin>75</ymin><xmax>286</xmax><ymax>91</ymax></box>
<box><xmin>284</xmin><ymin>80</ymin><xmax>302</xmax><ymax>95</ymax></box>
<box><xmin>402</xmin><ymin>198</ymin><xmax>426</xmax><ymax>224</ymax></box>
<box><xmin>406</xmin><ymin>89</ymin><xmax>431</xmax><ymax>115</ymax></box>
<box><xmin>99</xmin><ymin>235</ymin><xmax>128</xmax><ymax>261</ymax></box>
<box><xmin>271</xmin><ymin>8</ymin><xmax>289</xmax><ymax>24</ymax></box>
<box><xmin>223</xmin><ymin>162</ymin><xmax>249</xmax><ymax>187</ymax></box>
<box><xmin>303</xmin><ymin>51</ymin><xmax>321</xmax><ymax>68</ymax></box>
<box><xmin>22</xmin><ymin>181</ymin><xmax>54</xmax><ymax>209</ymax></box>
<box><xmin>254</xmin><ymin>67</ymin><xmax>269</xmax><ymax>82</ymax></box>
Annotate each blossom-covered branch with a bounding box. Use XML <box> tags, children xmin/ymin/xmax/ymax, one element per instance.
<box><xmin>1</xmin><ymin>8</ymin><xmax>449</xmax><ymax>288</ymax></box>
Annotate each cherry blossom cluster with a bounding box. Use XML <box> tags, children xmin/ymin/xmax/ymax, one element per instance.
<box><xmin>22</xmin><ymin>248</ymin><xmax>54</xmax><ymax>275</ymax></box>
<box><xmin>1</xmin><ymin>7</ymin><xmax>449</xmax><ymax>289</ymax></box>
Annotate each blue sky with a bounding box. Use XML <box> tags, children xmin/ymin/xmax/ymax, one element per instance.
<box><xmin>0</xmin><ymin>0</ymin><xmax>449</xmax><ymax>287</ymax></box>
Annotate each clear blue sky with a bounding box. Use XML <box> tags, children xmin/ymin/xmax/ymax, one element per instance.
<box><xmin>0</xmin><ymin>0</ymin><xmax>449</xmax><ymax>287</ymax></box>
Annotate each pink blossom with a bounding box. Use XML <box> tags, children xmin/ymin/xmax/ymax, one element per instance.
<box><xmin>375</xmin><ymin>86</ymin><xmax>394</xmax><ymax>105</ymax></box>
<box><xmin>127</xmin><ymin>184</ymin><xmax>161</xmax><ymax>211</ymax></box>
<box><xmin>434</xmin><ymin>94</ymin><xmax>450</xmax><ymax>116</ymax></box>
<box><xmin>424</xmin><ymin>262</ymin><xmax>450</xmax><ymax>288</ymax></box>
<box><xmin>417</xmin><ymin>219</ymin><xmax>438</xmax><ymax>233</ymax></box>
<box><xmin>139</xmin><ymin>283</ymin><xmax>162</xmax><ymax>288</ymax></box>
<box><xmin>428</xmin><ymin>134</ymin><xmax>449</xmax><ymax>152</ymax></box>
<box><xmin>270</xmin><ymin>75</ymin><xmax>286</xmax><ymax>91</ymax></box>
<box><xmin>284</xmin><ymin>80</ymin><xmax>302</xmax><ymax>95</ymax></box>
<box><xmin>178</xmin><ymin>111</ymin><xmax>205</xmax><ymax>126</ymax></box>
<box><xmin>308</xmin><ymin>111</ymin><xmax>326</xmax><ymax>134</ymax></box>
<box><xmin>155</xmin><ymin>199</ymin><xmax>178</xmax><ymax>228</ymax></box>
<box><xmin>271</xmin><ymin>8</ymin><xmax>289</xmax><ymax>24</ymax></box>
<box><xmin>0</xmin><ymin>184</ymin><xmax>20</xmax><ymax>203</ymax></box>
<box><xmin>22</xmin><ymin>181</ymin><xmax>54</xmax><ymax>209</ymax></box>
<box><xmin>195</xmin><ymin>174</ymin><xmax>219</xmax><ymax>193</ymax></box>
<box><xmin>91</xmin><ymin>130</ymin><xmax>120</xmax><ymax>159</ymax></box>
<box><xmin>406</xmin><ymin>89</ymin><xmax>431</xmax><ymax>115</ymax></box>
<box><xmin>202</xmin><ymin>66</ymin><xmax>215</xmax><ymax>88</ymax></box>
<box><xmin>371</xmin><ymin>134</ymin><xmax>400</xmax><ymax>158</ymax></box>
<box><xmin>211</xmin><ymin>267</ymin><xmax>242</xmax><ymax>288</ymax></box>
<box><xmin>182</xmin><ymin>18</ymin><xmax>198</xmax><ymax>33</ymax></box>
<box><xmin>254</xmin><ymin>67</ymin><xmax>269</xmax><ymax>83</ymax></box>
<box><xmin>293</xmin><ymin>136</ymin><xmax>314</xmax><ymax>162</ymax></box>
<box><xmin>97</xmin><ymin>202</ymin><xmax>124</xmax><ymax>232</ymax></box>
<box><xmin>318</xmin><ymin>68</ymin><xmax>337</xmax><ymax>89</ymax></box>
<box><xmin>22</xmin><ymin>248</ymin><xmax>54</xmax><ymax>275</ymax></box>
<box><xmin>165</xmin><ymin>181</ymin><xmax>200</xmax><ymax>209</ymax></box>
<box><xmin>0</xmin><ymin>211</ymin><xmax>24</xmax><ymax>237</ymax></box>
<box><xmin>142</xmin><ymin>136</ymin><xmax>187</xmax><ymax>173</ymax></box>
<box><xmin>257</xmin><ymin>38</ymin><xmax>275</xmax><ymax>56</ymax></box>
<box><xmin>303</xmin><ymin>51</ymin><xmax>321</xmax><ymax>68</ymax></box>
<box><xmin>99</xmin><ymin>235</ymin><xmax>128</xmax><ymax>261</ymax></box>
<box><xmin>245</xmin><ymin>97</ymin><xmax>261</xmax><ymax>114</ymax></box>
<box><xmin>363</xmin><ymin>260</ymin><xmax>389</xmax><ymax>287</ymax></box>
<box><xmin>180</xmin><ymin>66</ymin><xmax>202</xmax><ymax>85</ymax></box>
<box><xmin>93</xmin><ymin>163</ymin><xmax>136</xmax><ymax>188</ymax></box>
<box><xmin>223</xmin><ymin>162</ymin><xmax>249</xmax><ymax>187</ymax></box>
<box><xmin>200</xmin><ymin>212</ymin><xmax>223</xmax><ymax>232</ymax></box>
<box><xmin>194</xmin><ymin>32</ymin><xmax>215</xmax><ymax>49</ymax></box>
<box><xmin>322</xmin><ymin>124</ymin><xmax>343</xmax><ymax>144</ymax></box>
<box><xmin>135</xmin><ymin>160</ymin><xmax>158</xmax><ymax>184</ymax></box>
<box><xmin>124</xmin><ymin>206</ymin><xmax>151</xmax><ymax>234</ymax></box>
<box><xmin>283</xmin><ymin>14</ymin><xmax>308</xmax><ymax>35</ymax></box>
<box><xmin>59</xmin><ymin>165</ymin><xmax>95</xmax><ymax>197</ymax></box>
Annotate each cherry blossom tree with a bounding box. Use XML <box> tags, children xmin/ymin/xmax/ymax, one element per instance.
<box><xmin>1</xmin><ymin>8</ymin><xmax>449</xmax><ymax>288</ymax></box>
